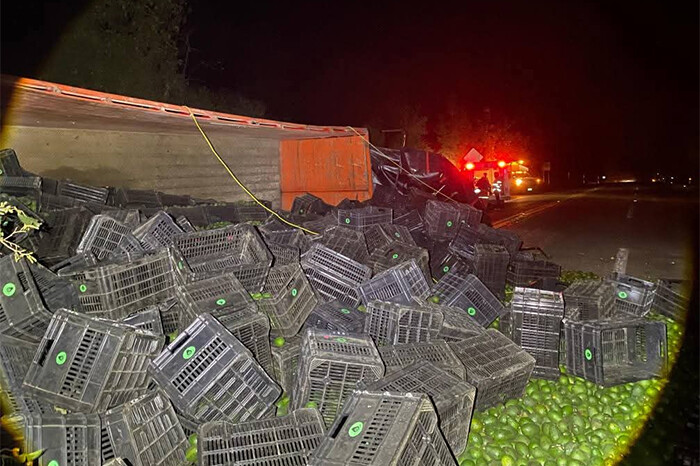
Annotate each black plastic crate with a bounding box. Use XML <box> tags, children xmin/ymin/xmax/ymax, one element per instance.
<box><xmin>304</xmin><ymin>300</ymin><xmax>366</xmax><ymax>335</ymax></box>
<box><xmin>164</xmin><ymin>206</ymin><xmax>211</xmax><ymax>227</ymax></box>
<box><xmin>653</xmin><ymin>278</ymin><xmax>691</xmax><ymax>320</ymax></box>
<box><xmin>449</xmin><ymin>223</ymin><xmax>521</xmax><ymax>259</ymax></box>
<box><xmin>368</xmin><ymin>241</ymin><xmax>431</xmax><ymax>280</ymax></box>
<box><xmin>318</xmin><ymin>225</ymin><xmax>370</xmax><ymax>264</ymax></box>
<box><xmin>132</xmin><ymin>210</ymin><xmax>183</xmax><ymax>251</ymax></box>
<box><xmin>0</xmin><ymin>148</ymin><xmax>27</xmax><ymax>176</ymax></box>
<box><xmin>472</xmin><ymin>243</ymin><xmax>509</xmax><ymax>299</ymax></box>
<box><xmin>120</xmin><ymin>307</ymin><xmax>165</xmax><ymax>334</ymax></box>
<box><xmin>232</xmin><ymin>200</ymin><xmax>272</xmax><ymax>223</ymax></box>
<box><xmin>38</xmin><ymin>191</ymin><xmax>80</xmax><ymax>212</ymax></box>
<box><xmin>562</xmin><ymin>279</ymin><xmax>616</xmax><ymax>320</ymax></box>
<box><xmin>6</xmin><ymin>412</ymin><xmax>101</xmax><ymax>466</ymax></box>
<box><xmin>423</xmin><ymin>200</ymin><xmax>482</xmax><ymax>240</ymax></box>
<box><xmin>509</xmin><ymin>287</ymin><xmax>565</xmax><ymax>380</ymax></box>
<box><xmin>270</xmin><ymin>333</ymin><xmax>303</xmax><ymax>398</ymax></box>
<box><xmin>449</xmin><ymin>329</ymin><xmax>536</xmax><ymax>410</ymax></box>
<box><xmin>308</xmin><ymin>390</ymin><xmax>457</xmax><ymax>466</ymax></box>
<box><xmin>393</xmin><ymin>209</ymin><xmax>424</xmax><ymax>233</ymax></box>
<box><xmin>197</xmin><ymin>408</ymin><xmax>326</xmax><ymax>466</ymax></box>
<box><xmin>102</xmin><ymin>389</ymin><xmax>189</xmax><ymax>466</ymax></box>
<box><xmin>172</xmin><ymin>223</ymin><xmax>272</xmax><ymax>292</ymax></box>
<box><xmin>429</xmin><ymin>302</ymin><xmax>485</xmax><ymax>343</ymax></box>
<box><xmin>76</xmin><ymin>214</ymin><xmax>144</xmax><ymax>261</ymax></box>
<box><xmin>23</xmin><ymin>309</ymin><xmax>164</xmax><ymax>412</ymax></box>
<box><xmin>364</xmin><ymin>300</ymin><xmax>444</xmax><ymax>347</ymax></box>
<box><xmin>0</xmin><ymin>255</ymin><xmax>54</xmax><ymax>343</ymax></box>
<box><xmin>609</xmin><ymin>273</ymin><xmax>656</xmax><ymax>317</ymax></box>
<box><xmin>55</xmin><ymin>180</ymin><xmax>110</xmax><ymax>205</ymax></box>
<box><xmin>0</xmin><ymin>175</ymin><xmax>41</xmax><ymax>197</ymax></box>
<box><xmin>175</xmin><ymin>215</ymin><xmax>196</xmax><ymax>233</ymax></box>
<box><xmin>100</xmin><ymin>208</ymin><xmax>142</xmax><ymax>228</ymax></box>
<box><xmin>364</xmin><ymin>224</ymin><xmax>415</xmax><ymax>253</ymax></box>
<box><xmin>507</xmin><ymin>250</ymin><xmax>561</xmax><ymax>287</ymax></box>
<box><xmin>158</xmin><ymin>191</ymin><xmax>194</xmax><ymax>207</ymax></box>
<box><xmin>358</xmin><ymin>259</ymin><xmax>431</xmax><ymax>305</ymax></box>
<box><xmin>175</xmin><ymin>272</ymin><xmax>255</xmax><ymax>331</ymax></box>
<box><xmin>377</xmin><ymin>339</ymin><xmax>466</xmax><ymax>380</ymax></box>
<box><xmin>112</xmin><ymin>188</ymin><xmax>162</xmax><ymax>208</ymax></box>
<box><xmin>431</xmin><ymin>271</ymin><xmax>506</xmax><ymax>327</ymax></box>
<box><xmin>59</xmin><ymin>249</ymin><xmax>178</xmax><ymax>320</ymax></box>
<box><xmin>256</xmin><ymin>264</ymin><xmax>318</xmax><ymax>338</ymax></box>
<box><xmin>367</xmin><ymin>360</ymin><xmax>476</xmax><ymax>456</ymax></box>
<box><xmin>292</xmin><ymin>329</ymin><xmax>384</xmax><ymax>427</ymax></box>
<box><xmin>33</xmin><ymin>206</ymin><xmax>92</xmax><ymax>266</ymax></box>
<box><xmin>213</xmin><ymin>306</ymin><xmax>274</xmax><ymax>377</ymax></box>
<box><xmin>264</xmin><ymin>241</ymin><xmax>300</xmax><ymax>266</ymax></box>
<box><xmin>0</xmin><ymin>334</ymin><xmax>38</xmax><ymax>388</ymax></box>
<box><xmin>158</xmin><ymin>298</ymin><xmax>181</xmax><ymax>335</ymax></box>
<box><xmin>300</xmin><ymin>243</ymin><xmax>372</xmax><ymax>306</ymax></box>
<box><xmin>337</xmin><ymin>206</ymin><xmax>392</xmax><ymax>231</ymax></box>
<box><xmin>563</xmin><ymin>317</ymin><xmax>667</xmax><ymax>386</ymax></box>
<box><xmin>303</xmin><ymin>213</ymin><xmax>338</xmax><ymax>234</ymax></box>
<box><xmin>148</xmin><ymin>313</ymin><xmax>281</xmax><ymax>424</ymax></box>
<box><xmin>28</xmin><ymin>260</ymin><xmax>84</xmax><ymax>315</ymax></box>
<box><xmin>291</xmin><ymin>193</ymin><xmax>333</xmax><ymax>217</ymax></box>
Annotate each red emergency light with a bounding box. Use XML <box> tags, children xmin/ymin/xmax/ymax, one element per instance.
<box><xmin>465</xmin><ymin>162</ymin><xmax>475</xmax><ymax>170</ymax></box>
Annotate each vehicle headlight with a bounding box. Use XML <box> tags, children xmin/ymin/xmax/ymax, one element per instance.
<box><xmin>515</xmin><ymin>178</ymin><xmax>523</xmax><ymax>186</ymax></box>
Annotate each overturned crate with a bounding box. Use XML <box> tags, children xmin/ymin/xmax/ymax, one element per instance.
<box><xmin>367</xmin><ymin>360</ymin><xmax>476</xmax><ymax>456</ymax></box>
<box><xmin>364</xmin><ymin>300</ymin><xmax>443</xmax><ymax>347</ymax></box>
<box><xmin>563</xmin><ymin>317</ymin><xmax>667</xmax><ymax>386</ymax></box>
<box><xmin>431</xmin><ymin>271</ymin><xmax>506</xmax><ymax>327</ymax></box>
<box><xmin>23</xmin><ymin>309</ymin><xmax>163</xmax><ymax>412</ymax></box>
<box><xmin>304</xmin><ymin>300</ymin><xmax>367</xmax><ymax>335</ymax></box>
<box><xmin>368</xmin><ymin>241</ymin><xmax>431</xmax><ymax>280</ymax></box>
<box><xmin>102</xmin><ymin>389</ymin><xmax>189</xmax><ymax>466</ymax></box>
<box><xmin>76</xmin><ymin>214</ymin><xmax>144</xmax><ymax>261</ymax></box>
<box><xmin>423</xmin><ymin>200</ymin><xmax>482</xmax><ymax>240</ymax></box>
<box><xmin>0</xmin><ymin>255</ymin><xmax>54</xmax><ymax>343</ymax></box>
<box><xmin>608</xmin><ymin>273</ymin><xmax>656</xmax><ymax>317</ymax></box>
<box><xmin>292</xmin><ymin>329</ymin><xmax>384</xmax><ymax>427</ymax></box>
<box><xmin>471</xmin><ymin>243</ymin><xmax>509</xmax><ymax>299</ymax></box>
<box><xmin>58</xmin><ymin>249</ymin><xmax>178</xmax><ymax>320</ymax></box>
<box><xmin>270</xmin><ymin>333</ymin><xmax>303</xmax><ymax>398</ymax></box>
<box><xmin>300</xmin><ymin>243</ymin><xmax>372</xmax><ymax>306</ymax></box>
<box><xmin>363</xmin><ymin>223</ymin><xmax>415</xmax><ymax>253</ymax></box>
<box><xmin>562</xmin><ymin>279</ymin><xmax>616</xmax><ymax>320</ymax></box>
<box><xmin>357</xmin><ymin>259</ymin><xmax>430</xmax><ymax>305</ymax></box>
<box><xmin>337</xmin><ymin>206</ymin><xmax>392</xmax><ymax>231</ymax></box>
<box><xmin>318</xmin><ymin>226</ymin><xmax>370</xmax><ymax>265</ymax></box>
<box><xmin>132</xmin><ymin>210</ymin><xmax>184</xmax><ymax>251</ymax></box>
<box><xmin>449</xmin><ymin>329</ymin><xmax>536</xmax><ymax>411</ymax></box>
<box><xmin>5</xmin><ymin>412</ymin><xmax>101</xmax><ymax>466</ymax></box>
<box><xmin>653</xmin><ymin>278</ymin><xmax>691</xmax><ymax>320</ymax></box>
<box><xmin>197</xmin><ymin>408</ymin><xmax>326</xmax><ymax>466</ymax></box>
<box><xmin>449</xmin><ymin>223</ymin><xmax>521</xmax><ymax>259</ymax></box>
<box><xmin>377</xmin><ymin>339</ymin><xmax>467</xmax><ymax>380</ymax></box>
<box><xmin>507</xmin><ymin>250</ymin><xmax>561</xmax><ymax>287</ymax></box>
<box><xmin>172</xmin><ymin>223</ymin><xmax>272</xmax><ymax>292</ymax></box>
<box><xmin>256</xmin><ymin>263</ymin><xmax>318</xmax><ymax>338</ymax></box>
<box><xmin>507</xmin><ymin>287</ymin><xmax>565</xmax><ymax>380</ymax></box>
<box><xmin>308</xmin><ymin>390</ymin><xmax>457</xmax><ymax>466</ymax></box>
<box><xmin>148</xmin><ymin>313</ymin><xmax>281</xmax><ymax>424</ymax></box>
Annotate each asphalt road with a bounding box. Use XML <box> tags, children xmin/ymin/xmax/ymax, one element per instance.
<box><xmin>489</xmin><ymin>185</ymin><xmax>698</xmax><ymax>280</ymax></box>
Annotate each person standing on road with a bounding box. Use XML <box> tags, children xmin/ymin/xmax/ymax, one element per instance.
<box><xmin>476</xmin><ymin>173</ymin><xmax>491</xmax><ymax>195</ymax></box>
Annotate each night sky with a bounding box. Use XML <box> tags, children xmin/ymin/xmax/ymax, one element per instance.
<box><xmin>2</xmin><ymin>0</ymin><xmax>698</xmax><ymax>180</ymax></box>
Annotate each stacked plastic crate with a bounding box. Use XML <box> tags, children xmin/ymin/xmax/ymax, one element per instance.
<box><xmin>367</xmin><ymin>361</ymin><xmax>476</xmax><ymax>456</ymax></box>
<box><xmin>292</xmin><ymin>329</ymin><xmax>384</xmax><ymax>427</ymax></box>
<box><xmin>506</xmin><ymin>287</ymin><xmax>565</xmax><ymax>380</ymax></box>
<box><xmin>300</xmin><ymin>243</ymin><xmax>372</xmax><ymax>306</ymax></box>
<box><xmin>449</xmin><ymin>329</ymin><xmax>536</xmax><ymax>410</ymax></box>
<box><xmin>308</xmin><ymin>390</ymin><xmax>457</xmax><ymax>466</ymax></box>
<box><xmin>471</xmin><ymin>244</ymin><xmax>510</xmax><ymax>299</ymax></box>
<box><xmin>33</xmin><ymin>206</ymin><xmax>93</xmax><ymax>266</ymax></box>
<box><xmin>393</xmin><ymin>209</ymin><xmax>424</xmax><ymax>233</ymax></box>
<box><xmin>562</xmin><ymin>280</ymin><xmax>616</xmax><ymax>320</ymax></box>
<box><xmin>431</xmin><ymin>270</ymin><xmax>506</xmax><ymax>327</ymax></box>
<box><xmin>318</xmin><ymin>225</ymin><xmax>370</xmax><ymax>264</ymax></box>
<box><xmin>337</xmin><ymin>206</ymin><xmax>392</xmax><ymax>231</ymax></box>
<box><xmin>291</xmin><ymin>193</ymin><xmax>333</xmax><ymax>217</ymax></box>
<box><xmin>507</xmin><ymin>250</ymin><xmax>562</xmax><ymax>287</ymax></box>
<box><xmin>364</xmin><ymin>223</ymin><xmax>415</xmax><ymax>253</ymax></box>
<box><xmin>23</xmin><ymin>309</ymin><xmax>164</xmax><ymax>412</ymax></box>
<box><xmin>149</xmin><ymin>313</ymin><xmax>280</xmax><ymax>426</ymax></box>
<box><xmin>423</xmin><ymin>200</ymin><xmax>481</xmax><ymax>240</ymax></box>
<box><xmin>197</xmin><ymin>408</ymin><xmax>326</xmax><ymax>466</ymax></box>
<box><xmin>428</xmin><ymin>240</ymin><xmax>472</xmax><ymax>282</ymax></box>
<box><xmin>563</xmin><ymin>317</ymin><xmax>667</xmax><ymax>386</ymax></box>
<box><xmin>75</xmin><ymin>214</ymin><xmax>144</xmax><ymax>261</ymax></box>
<box><xmin>131</xmin><ymin>210</ymin><xmax>184</xmax><ymax>251</ymax></box>
<box><xmin>449</xmin><ymin>223</ymin><xmax>522</xmax><ymax>260</ymax></box>
<box><xmin>368</xmin><ymin>241</ymin><xmax>431</xmax><ymax>280</ymax></box>
<box><xmin>364</xmin><ymin>300</ymin><xmax>444</xmax><ymax>347</ymax></box>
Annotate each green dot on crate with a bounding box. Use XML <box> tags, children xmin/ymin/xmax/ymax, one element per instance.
<box><xmin>348</xmin><ymin>421</ymin><xmax>364</xmax><ymax>437</ymax></box>
<box><xmin>182</xmin><ymin>346</ymin><xmax>196</xmax><ymax>360</ymax></box>
<box><xmin>345</xmin><ymin>218</ymin><xmax>350</xmax><ymax>224</ymax></box>
<box><xmin>216</xmin><ymin>298</ymin><xmax>226</xmax><ymax>306</ymax></box>
<box><xmin>585</xmin><ymin>348</ymin><xmax>593</xmax><ymax>360</ymax></box>
<box><xmin>446</xmin><ymin>220</ymin><xmax>453</xmax><ymax>227</ymax></box>
<box><xmin>340</xmin><ymin>308</ymin><xmax>351</xmax><ymax>314</ymax></box>
<box><xmin>79</xmin><ymin>284</ymin><xmax>87</xmax><ymax>293</ymax></box>
<box><xmin>291</xmin><ymin>288</ymin><xmax>298</xmax><ymax>297</ymax></box>
<box><xmin>467</xmin><ymin>307</ymin><xmax>476</xmax><ymax>316</ymax></box>
<box><xmin>47</xmin><ymin>461</ymin><xmax>59</xmax><ymax>466</ymax></box>
<box><xmin>273</xmin><ymin>337</ymin><xmax>286</xmax><ymax>347</ymax></box>
<box><xmin>394</xmin><ymin>232</ymin><xmax>401</xmax><ymax>237</ymax></box>
<box><xmin>2</xmin><ymin>282</ymin><xmax>16</xmax><ymax>297</ymax></box>
<box><xmin>443</xmin><ymin>266</ymin><xmax>450</xmax><ymax>272</ymax></box>
<box><xmin>55</xmin><ymin>351</ymin><xmax>67</xmax><ymax>365</ymax></box>
<box><xmin>392</xmin><ymin>253</ymin><xmax>399</xmax><ymax>259</ymax></box>
<box><xmin>618</xmin><ymin>291</ymin><xmax>628</xmax><ymax>299</ymax></box>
